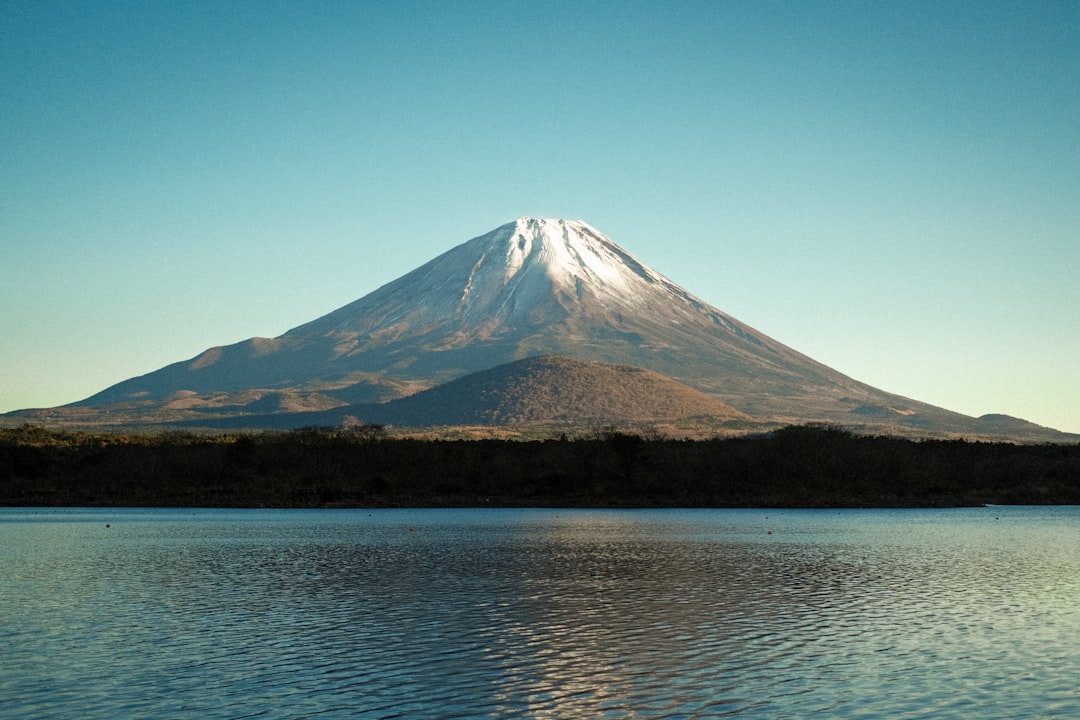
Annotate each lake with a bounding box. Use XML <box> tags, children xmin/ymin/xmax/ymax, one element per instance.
<box><xmin>1</xmin><ymin>506</ymin><xmax>1077</xmax><ymax>718</ymax></box>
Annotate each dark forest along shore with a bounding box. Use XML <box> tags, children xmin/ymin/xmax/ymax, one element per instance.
<box><xmin>3</xmin><ymin>424</ymin><xmax>1079</xmax><ymax>507</ymax></box>
<box><xmin>1</xmin><ymin>507</ymin><xmax>1077</xmax><ymax>718</ymax></box>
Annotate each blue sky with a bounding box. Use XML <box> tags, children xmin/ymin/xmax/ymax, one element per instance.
<box><xmin>3</xmin><ymin>0</ymin><xmax>1078</xmax><ymax>432</ymax></box>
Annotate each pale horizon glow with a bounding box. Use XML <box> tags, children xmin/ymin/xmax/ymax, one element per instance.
<box><xmin>2</xmin><ymin>1</ymin><xmax>1078</xmax><ymax>433</ymax></box>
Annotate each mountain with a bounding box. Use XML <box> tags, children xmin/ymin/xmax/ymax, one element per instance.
<box><xmin>5</xmin><ymin>217</ymin><xmax>1075</xmax><ymax>440</ymax></box>
<box><xmin>363</xmin><ymin>355</ymin><xmax>748</xmax><ymax>427</ymax></box>
<box><xmin>188</xmin><ymin>355</ymin><xmax>750</xmax><ymax>430</ymax></box>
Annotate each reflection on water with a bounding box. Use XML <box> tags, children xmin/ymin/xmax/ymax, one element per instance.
<box><xmin>2</xmin><ymin>507</ymin><xmax>1077</xmax><ymax>718</ymax></box>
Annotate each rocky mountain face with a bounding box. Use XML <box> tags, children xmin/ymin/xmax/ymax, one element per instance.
<box><xmin>360</xmin><ymin>355</ymin><xmax>748</xmax><ymax>428</ymax></box>
<box><xmin>188</xmin><ymin>355</ymin><xmax>751</xmax><ymax>431</ymax></box>
<box><xmin>6</xmin><ymin>217</ymin><xmax>1075</xmax><ymax>440</ymax></box>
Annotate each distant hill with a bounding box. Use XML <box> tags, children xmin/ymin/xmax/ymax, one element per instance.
<box><xmin>163</xmin><ymin>356</ymin><xmax>748</xmax><ymax>431</ymax></box>
<box><xmin>351</xmin><ymin>355</ymin><xmax>749</xmax><ymax>427</ymax></box>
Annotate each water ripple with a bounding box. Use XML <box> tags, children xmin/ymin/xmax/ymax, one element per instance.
<box><xmin>2</xmin><ymin>507</ymin><xmax>1077</xmax><ymax>718</ymax></box>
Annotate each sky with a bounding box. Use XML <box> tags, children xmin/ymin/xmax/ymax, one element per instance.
<box><xmin>2</xmin><ymin>0</ymin><xmax>1078</xmax><ymax>433</ymax></box>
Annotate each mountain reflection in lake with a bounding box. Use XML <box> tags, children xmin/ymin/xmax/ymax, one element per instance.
<box><xmin>2</xmin><ymin>507</ymin><xmax>1077</xmax><ymax>719</ymax></box>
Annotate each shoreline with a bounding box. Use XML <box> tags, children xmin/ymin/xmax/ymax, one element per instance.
<box><xmin>3</xmin><ymin>425</ymin><xmax>1079</xmax><ymax>509</ymax></box>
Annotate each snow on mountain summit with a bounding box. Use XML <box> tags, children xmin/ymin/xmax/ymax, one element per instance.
<box><xmin>295</xmin><ymin>217</ymin><xmax>698</xmax><ymax>343</ymax></box>
<box><xmin>462</xmin><ymin>217</ymin><xmax>670</xmax><ymax>312</ymax></box>
<box><xmin>496</xmin><ymin>217</ymin><xmax>657</xmax><ymax>297</ymax></box>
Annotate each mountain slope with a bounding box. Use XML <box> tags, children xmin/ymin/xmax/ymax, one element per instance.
<box><xmin>149</xmin><ymin>356</ymin><xmax>748</xmax><ymax>432</ymax></box>
<box><xmin>351</xmin><ymin>355</ymin><xmax>749</xmax><ymax>427</ymax></box>
<box><xmin>71</xmin><ymin>218</ymin><xmax>880</xmax><ymax>412</ymax></box>
<box><xmin>6</xmin><ymin>217</ymin><xmax>1072</xmax><ymax>439</ymax></box>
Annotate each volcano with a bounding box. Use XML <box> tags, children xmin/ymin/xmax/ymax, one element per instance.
<box><xmin>6</xmin><ymin>217</ymin><xmax>1073</xmax><ymax>440</ymax></box>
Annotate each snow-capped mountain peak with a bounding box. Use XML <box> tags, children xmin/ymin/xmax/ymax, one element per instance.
<box><xmin>294</xmin><ymin>217</ymin><xmax>720</xmax><ymax>347</ymax></box>
<box><xmin>60</xmin><ymin>216</ymin><xmax>1050</xmax><ymax>439</ymax></box>
<box><xmin>467</xmin><ymin>217</ymin><xmax>671</xmax><ymax>310</ymax></box>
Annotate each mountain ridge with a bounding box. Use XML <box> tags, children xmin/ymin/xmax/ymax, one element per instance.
<box><xmin>161</xmin><ymin>355</ymin><xmax>751</xmax><ymax>432</ymax></box>
<box><xmin>4</xmin><ymin>217</ymin><xmax>1074</xmax><ymax>441</ymax></box>
<box><xmin>69</xmin><ymin>217</ymin><xmax>881</xmax><ymax>414</ymax></box>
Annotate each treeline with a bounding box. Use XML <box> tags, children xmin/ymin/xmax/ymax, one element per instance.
<box><xmin>1</xmin><ymin>424</ymin><xmax>1078</xmax><ymax>508</ymax></box>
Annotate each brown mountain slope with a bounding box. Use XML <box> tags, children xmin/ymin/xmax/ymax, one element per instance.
<box><xmin>168</xmin><ymin>355</ymin><xmax>750</xmax><ymax>431</ymax></box>
<box><xmin>350</xmin><ymin>355</ymin><xmax>748</xmax><ymax>427</ymax></box>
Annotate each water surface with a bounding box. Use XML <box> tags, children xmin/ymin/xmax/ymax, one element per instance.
<box><xmin>2</xmin><ymin>507</ymin><xmax>1077</xmax><ymax>718</ymax></box>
